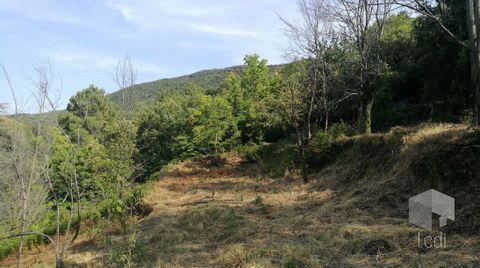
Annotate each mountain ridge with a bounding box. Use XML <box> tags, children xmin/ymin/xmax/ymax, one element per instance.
<box><xmin>107</xmin><ymin>64</ymin><xmax>283</xmax><ymax>106</ymax></box>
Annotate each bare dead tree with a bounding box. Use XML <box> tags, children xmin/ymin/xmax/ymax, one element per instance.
<box><xmin>1</xmin><ymin>65</ymin><xmax>50</xmax><ymax>268</ymax></box>
<box><xmin>280</xmin><ymin>0</ymin><xmax>332</xmax><ymax>135</ymax></box>
<box><xmin>279</xmin><ymin>0</ymin><xmax>357</xmax><ymax>182</ymax></box>
<box><xmin>326</xmin><ymin>0</ymin><xmax>392</xmax><ymax>134</ymax></box>
<box><xmin>113</xmin><ymin>54</ymin><xmax>137</xmax><ymax>116</ymax></box>
<box><xmin>394</xmin><ymin>0</ymin><xmax>480</xmax><ymax>126</ymax></box>
<box><xmin>31</xmin><ymin>63</ymin><xmax>83</xmax><ymax>267</ymax></box>
<box><xmin>0</xmin><ymin>64</ymin><xmax>81</xmax><ymax>268</ymax></box>
<box><xmin>280</xmin><ymin>0</ymin><xmax>334</xmax><ymax>183</ymax></box>
<box><xmin>113</xmin><ymin>55</ymin><xmax>147</xmax><ymax>182</ymax></box>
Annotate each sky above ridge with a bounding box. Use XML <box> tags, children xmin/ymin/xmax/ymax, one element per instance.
<box><xmin>0</xmin><ymin>0</ymin><xmax>298</xmax><ymax>113</ymax></box>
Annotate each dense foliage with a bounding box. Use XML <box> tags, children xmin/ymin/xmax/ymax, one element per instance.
<box><xmin>0</xmin><ymin>1</ymin><xmax>477</xmax><ymax>266</ymax></box>
<box><xmin>136</xmin><ymin>55</ymin><xmax>285</xmax><ymax>178</ymax></box>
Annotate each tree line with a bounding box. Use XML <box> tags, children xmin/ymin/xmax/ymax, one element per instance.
<box><xmin>0</xmin><ymin>0</ymin><xmax>478</xmax><ymax>266</ymax></box>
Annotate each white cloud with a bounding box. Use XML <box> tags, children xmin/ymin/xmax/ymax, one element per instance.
<box><xmin>51</xmin><ymin>52</ymin><xmax>117</xmax><ymax>69</ymax></box>
<box><xmin>106</xmin><ymin>0</ymin><xmax>286</xmax><ymax>40</ymax></box>
<box><xmin>51</xmin><ymin>51</ymin><xmax>165</xmax><ymax>74</ymax></box>
<box><xmin>175</xmin><ymin>41</ymin><xmax>231</xmax><ymax>51</ymax></box>
<box><xmin>180</xmin><ymin>22</ymin><xmax>260</xmax><ymax>38</ymax></box>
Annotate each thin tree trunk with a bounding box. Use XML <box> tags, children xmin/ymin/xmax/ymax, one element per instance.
<box><xmin>321</xmin><ymin>58</ymin><xmax>329</xmax><ymax>131</ymax></box>
<box><xmin>56</xmin><ymin>256</ymin><xmax>63</xmax><ymax>268</ymax></box>
<box><xmin>17</xmin><ymin>186</ymin><xmax>27</xmax><ymax>268</ymax></box>
<box><xmin>301</xmin><ymin>162</ymin><xmax>309</xmax><ymax>183</ymax></box>
<box><xmin>299</xmin><ymin>138</ymin><xmax>309</xmax><ymax>183</ymax></box>
<box><xmin>17</xmin><ymin>237</ymin><xmax>23</xmax><ymax>268</ymax></box>
<box><xmin>474</xmin><ymin>0</ymin><xmax>480</xmax><ymax>125</ymax></box>
<box><xmin>475</xmin><ymin>69</ymin><xmax>480</xmax><ymax>125</ymax></box>
<box><xmin>325</xmin><ymin>110</ymin><xmax>329</xmax><ymax>131</ymax></box>
<box><xmin>364</xmin><ymin>98</ymin><xmax>374</xmax><ymax>135</ymax></box>
<box><xmin>468</xmin><ymin>0</ymin><xmax>479</xmax><ymax>125</ymax></box>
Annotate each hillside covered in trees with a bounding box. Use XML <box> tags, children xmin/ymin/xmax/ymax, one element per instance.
<box><xmin>1</xmin><ymin>0</ymin><xmax>480</xmax><ymax>267</ymax></box>
<box><xmin>108</xmin><ymin>66</ymin><xmax>244</xmax><ymax>107</ymax></box>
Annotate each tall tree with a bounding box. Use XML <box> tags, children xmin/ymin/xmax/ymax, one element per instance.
<box><xmin>191</xmin><ymin>95</ymin><xmax>238</xmax><ymax>153</ymax></box>
<box><xmin>226</xmin><ymin>55</ymin><xmax>280</xmax><ymax>143</ymax></box>
<box><xmin>395</xmin><ymin>0</ymin><xmax>480</xmax><ymax>125</ymax></box>
<box><xmin>113</xmin><ymin>54</ymin><xmax>137</xmax><ymax>115</ymax></box>
<box><xmin>280</xmin><ymin>0</ymin><xmax>355</xmax><ymax>182</ymax></box>
<box><xmin>327</xmin><ymin>0</ymin><xmax>392</xmax><ymax>133</ymax></box>
<box><xmin>279</xmin><ymin>62</ymin><xmax>313</xmax><ymax>183</ymax></box>
<box><xmin>0</xmin><ymin>64</ymin><xmax>82</xmax><ymax>268</ymax></box>
<box><xmin>136</xmin><ymin>87</ymin><xmax>203</xmax><ymax>176</ymax></box>
<box><xmin>60</xmin><ymin>85</ymin><xmax>118</xmax><ymax>142</ymax></box>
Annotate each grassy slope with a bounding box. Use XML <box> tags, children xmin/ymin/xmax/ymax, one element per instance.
<box><xmin>2</xmin><ymin>124</ymin><xmax>480</xmax><ymax>267</ymax></box>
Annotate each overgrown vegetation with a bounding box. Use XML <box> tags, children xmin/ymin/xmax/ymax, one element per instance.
<box><xmin>1</xmin><ymin>0</ymin><xmax>480</xmax><ymax>266</ymax></box>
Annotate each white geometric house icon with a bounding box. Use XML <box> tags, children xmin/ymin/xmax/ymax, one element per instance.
<box><xmin>409</xmin><ymin>189</ymin><xmax>455</xmax><ymax>231</ymax></box>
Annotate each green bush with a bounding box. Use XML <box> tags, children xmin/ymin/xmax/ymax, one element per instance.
<box><xmin>252</xmin><ymin>196</ymin><xmax>263</xmax><ymax>205</ymax></box>
<box><xmin>0</xmin><ymin>237</ymin><xmax>19</xmax><ymax>259</ymax></box>
<box><xmin>307</xmin><ymin>130</ymin><xmax>353</xmax><ymax>170</ymax></box>
<box><xmin>256</xmin><ymin>138</ymin><xmax>297</xmax><ymax>177</ymax></box>
<box><xmin>328</xmin><ymin>121</ymin><xmax>356</xmax><ymax>139</ymax></box>
<box><xmin>283</xmin><ymin>258</ymin><xmax>298</xmax><ymax>268</ymax></box>
<box><xmin>236</xmin><ymin>143</ymin><xmax>261</xmax><ymax>163</ymax></box>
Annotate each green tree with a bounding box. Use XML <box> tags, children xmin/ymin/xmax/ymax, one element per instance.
<box><xmin>226</xmin><ymin>54</ymin><xmax>282</xmax><ymax>143</ymax></box>
<box><xmin>191</xmin><ymin>95</ymin><xmax>238</xmax><ymax>153</ymax></box>
<box><xmin>136</xmin><ymin>87</ymin><xmax>203</xmax><ymax>176</ymax></box>
<box><xmin>60</xmin><ymin>85</ymin><xmax>118</xmax><ymax>142</ymax></box>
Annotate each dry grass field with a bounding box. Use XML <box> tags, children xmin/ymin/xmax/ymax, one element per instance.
<box><xmin>2</xmin><ymin>124</ymin><xmax>480</xmax><ymax>267</ymax></box>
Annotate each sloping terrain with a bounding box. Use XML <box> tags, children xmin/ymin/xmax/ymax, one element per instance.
<box><xmin>108</xmin><ymin>64</ymin><xmax>283</xmax><ymax>107</ymax></box>
<box><xmin>108</xmin><ymin>66</ymin><xmax>243</xmax><ymax>106</ymax></box>
<box><xmin>2</xmin><ymin>124</ymin><xmax>480</xmax><ymax>267</ymax></box>
<box><xmin>123</xmin><ymin>125</ymin><xmax>480</xmax><ymax>267</ymax></box>
<box><xmin>107</xmin><ymin>66</ymin><xmax>245</xmax><ymax>107</ymax></box>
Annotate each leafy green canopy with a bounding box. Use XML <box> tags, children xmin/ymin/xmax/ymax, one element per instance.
<box><xmin>53</xmin><ymin>85</ymin><xmax>136</xmax><ymax>216</ymax></box>
<box><xmin>136</xmin><ymin>55</ymin><xmax>285</xmax><ymax>178</ymax></box>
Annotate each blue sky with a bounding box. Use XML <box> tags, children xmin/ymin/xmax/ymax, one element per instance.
<box><xmin>0</xmin><ymin>0</ymin><xmax>298</xmax><ymax>113</ymax></box>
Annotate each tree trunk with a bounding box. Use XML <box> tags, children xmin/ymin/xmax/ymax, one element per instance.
<box><xmin>475</xmin><ymin>0</ymin><xmax>480</xmax><ymax>125</ymax></box>
<box><xmin>301</xmin><ymin>164</ymin><xmax>309</xmax><ymax>183</ymax></box>
<box><xmin>363</xmin><ymin>98</ymin><xmax>374</xmax><ymax>135</ymax></box>
<box><xmin>296</xmin><ymin>135</ymin><xmax>309</xmax><ymax>183</ymax></box>
<box><xmin>17</xmin><ymin>237</ymin><xmax>23</xmax><ymax>268</ymax></box>
<box><xmin>300</xmin><ymin>143</ymin><xmax>309</xmax><ymax>183</ymax></box>
<box><xmin>55</xmin><ymin>256</ymin><xmax>63</xmax><ymax>268</ymax></box>
<box><xmin>472</xmin><ymin>49</ymin><xmax>480</xmax><ymax>125</ymax></box>
<box><xmin>468</xmin><ymin>0</ymin><xmax>480</xmax><ymax>125</ymax></box>
<box><xmin>325</xmin><ymin>110</ymin><xmax>329</xmax><ymax>131</ymax></box>
<box><xmin>17</xmin><ymin>187</ymin><xmax>27</xmax><ymax>268</ymax></box>
<box><xmin>476</xmin><ymin>71</ymin><xmax>480</xmax><ymax>125</ymax></box>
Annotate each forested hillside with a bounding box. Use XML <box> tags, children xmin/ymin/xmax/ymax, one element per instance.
<box><xmin>108</xmin><ymin>65</ymin><xmax>284</xmax><ymax>107</ymax></box>
<box><xmin>1</xmin><ymin>0</ymin><xmax>480</xmax><ymax>267</ymax></box>
<box><xmin>108</xmin><ymin>66</ymin><xmax>243</xmax><ymax>106</ymax></box>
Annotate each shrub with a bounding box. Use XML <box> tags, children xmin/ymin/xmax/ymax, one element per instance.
<box><xmin>328</xmin><ymin>121</ymin><xmax>356</xmax><ymax>139</ymax></box>
<box><xmin>307</xmin><ymin>130</ymin><xmax>353</xmax><ymax>170</ymax></box>
<box><xmin>256</xmin><ymin>138</ymin><xmax>297</xmax><ymax>177</ymax></box>
<box><xmin>252</xmin><ymin>196</ymin><xmax>263</xmax><ymax>205</ymax></box>
<box><xmin>460</xmin><ymin>109</ymin><xmax>474</xmax><ymax>125</ymax></box>
<box><xmin>237</xmin><ymin>143</ymin><xmax>261</xmax><ymax>163</ymax></box>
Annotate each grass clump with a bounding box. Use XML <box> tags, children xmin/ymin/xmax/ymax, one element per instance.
<box><xmin>176</xmin><ymin>207</ymin><xmax>242</xmax><ymax>242</ymax></box>
<box><xmin>252</xmin><ymin>195</ymin><xmax>263</xmax><ymax>205</ymax></box>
